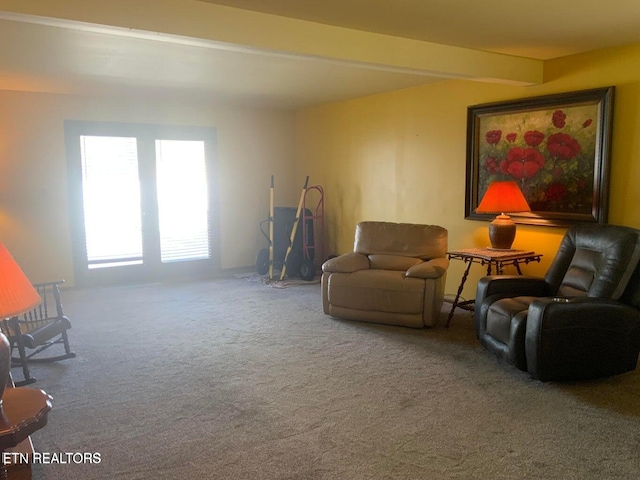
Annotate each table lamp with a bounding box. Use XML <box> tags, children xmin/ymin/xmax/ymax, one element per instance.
<box><xmin>0</xmin><ymin>243</ymin><xmax>41</xmax><ymax>401</ymax></box>
<box><xmin>476</xmin><ymin>180</ymin><xmax>531</xmax><ymax>250</ymax></box>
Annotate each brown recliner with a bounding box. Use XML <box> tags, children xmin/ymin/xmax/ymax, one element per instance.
<box><xmin>322</xmin><ymin>221</ymin><xmax>449</xmax><ymax>328</ymax></box>
<box><xmin>475</xmin><ymin>223</ymin><xmax>640</xmax><ymax>381</ymax></box>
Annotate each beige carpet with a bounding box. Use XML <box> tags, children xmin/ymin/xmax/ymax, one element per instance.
<box><xmin>22</xmin><ymin>276</ymin><xmax>640</xmax><ymax>479</ymax></box>
<box><xmin>234</xmin><ymin>271</ymin><xmax>321</xmax><ymax>288</ymax></box>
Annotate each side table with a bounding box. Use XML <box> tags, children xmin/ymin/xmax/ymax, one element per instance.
<box><xmin>0</xmin><ymin>388</ymin><xmax>52</xmax><ymax>479</ymax></box>
<box><xmin>445</xmin><ymin>248</ymin><xmax>542</xmax><ymax>328</ymax></box>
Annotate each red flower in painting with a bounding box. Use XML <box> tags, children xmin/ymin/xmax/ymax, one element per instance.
<box><xmin>547</xmin><ymin>133</ymin><xmax>581</xmax><ymax>160</ymax></box>
<box><xmin>582</xmin><ymin>119</ymin><xmax>593</xmax><ymax>128</ymax></box>
<box><xmin>485</xmin><ymin>130</ymin><xmax>502</xmax><ymax>145</ymax></box>
<box><xmin>485</xmin><ymin>156</ymin><xmax>500</xmax><ymax>173</ymax></box>
<box><xmin>524</xmin><ymin>130</ymin><xmax>545</xmax><ymax>147</ymax></box>
<box><xmin>545</xmin><ymin>182</ymin><xmax>568</xmax><ymax>202</ymax></box>
<box><xmin>552</xmin><ymin>110</ymin><xmax>566</xmax><ymax>128</ymax></box>
<box><xmin>500</xmin><ymin>147</ymin><xmax>546</xmax><ymax>179</ymax></box>
<box><xmin>506</xmin><ymin>132</ymin><xmax>517</xmax><ymax>143</ymax></box>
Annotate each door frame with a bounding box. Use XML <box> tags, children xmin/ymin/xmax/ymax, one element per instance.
<box><xmin>64</xmin><ymin>120</ymin><xmax>221</xmax><ymax>287</ymax></box>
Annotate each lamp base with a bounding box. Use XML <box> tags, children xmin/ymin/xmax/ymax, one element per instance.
<box><xmin>488</xmin><ymin>214</ymin><xmax>516</xmax><ymax>250</ymax></box>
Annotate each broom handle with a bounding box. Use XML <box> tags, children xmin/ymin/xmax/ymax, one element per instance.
<box><xmin>268</xmin><ymin>175</ymin><xmax>274</xmax><ymax>279</ymax></box>
<box><xmin>280</xmin><ymin>176</ymin><xmax>309</xmax><ymax>280</ymax></box>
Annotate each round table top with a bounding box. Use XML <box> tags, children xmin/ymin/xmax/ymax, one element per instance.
<box><xmin>0</xmin><ymin>388</ymin><xmax>52</xmax><ymax>451</ymax></box>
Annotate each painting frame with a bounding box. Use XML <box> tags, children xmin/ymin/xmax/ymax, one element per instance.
<box><xmin>465</xmin><ymin>87</ymin><xmax>615</xmax><ymax>227</ymax></box>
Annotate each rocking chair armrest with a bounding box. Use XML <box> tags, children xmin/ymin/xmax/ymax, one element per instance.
<box><xmin>31</xmin><ymin>280</ymin><xmax>65</xmax><ymax>289</ymax></box>
<box><xmin>20</xmin><ymin>316</ymin><xmax>72</xmax><ymax>350</ymax></box>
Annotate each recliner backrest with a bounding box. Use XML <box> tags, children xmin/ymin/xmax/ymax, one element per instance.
<box><xmin>544</xmin><ymin>224</ymin><xmax>640</xmax><ymax>299</ymax></box>
<box><xmin>354</xmin><ymin>222</ymin><xmax>447</xmax><ymax>260</ymax></box>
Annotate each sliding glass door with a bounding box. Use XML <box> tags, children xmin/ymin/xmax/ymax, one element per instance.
<box><xmin>65</xmin><ymin>122</ymin><xmax>219</xmax><ymax>286</ymax></box>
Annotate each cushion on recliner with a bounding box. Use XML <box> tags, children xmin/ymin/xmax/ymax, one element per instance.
<box><xmin>354</xmin><ymin>222</ymin><xmax>447</xmax><ymax>259</ymax></box>
<box><xmin>557</xmin><ymin>248</ymin><xmax>601</xmax><ymax>297</ymax></box>
<box><xmin>486</xmin><ymin>296</ymin><xmax>536</xmax><ymax>344</ymax></box>
<box><xmin>327</xmin><ymin>270</ymin><xmax>425</xmax><ymax>314</ymax></box>
<box><xmin>368</xmin><ymin>255</ymin><xmax>423</xmax><ymax>271</ymax></box>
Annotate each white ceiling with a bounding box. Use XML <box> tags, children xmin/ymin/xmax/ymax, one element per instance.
<box><xmin>1</xmin><ymin>0</ymin><xmax>640</xmax><ymax>109</ymax></box>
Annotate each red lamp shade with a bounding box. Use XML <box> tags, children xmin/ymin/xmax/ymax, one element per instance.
<box><xmin>0</xmin><ymin>242</ymin><xmax>41</xmax><ymax>319</ymax></box>
<box><xmin>476</xmin><ymin>181</ymin><xmax>531</xmax><ymax>250</ymax></box>
<box><xmin>0</xmin><ymin>242</ymin><xmax>40</xmax><ymax>402</ymax></box>
<box><xmin>476</xmin><ymin>181</ymin><xmax>531</xmax><ymax>214</ymax></box>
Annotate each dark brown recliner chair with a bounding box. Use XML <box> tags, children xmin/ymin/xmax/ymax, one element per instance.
<box><xmin>475</xmin><ymin>224</ymin><xmax>640</xmax><ymax>381</ymax></box>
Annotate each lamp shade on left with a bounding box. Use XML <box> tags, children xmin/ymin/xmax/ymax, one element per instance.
<box><xmin>0</xmin><ymin>242</ymin><xmax>41</xmax><ymax>319</ymax></box>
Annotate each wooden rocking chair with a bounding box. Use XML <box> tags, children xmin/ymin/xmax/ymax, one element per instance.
<box><xmin>1</xmin><ymin>280</ymin><xmax>76</xmax><ymax>386</ymax></box>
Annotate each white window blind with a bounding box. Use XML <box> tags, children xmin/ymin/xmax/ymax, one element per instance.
<box><xmin>80</xmin><ymin>136</ymin><xmax>144</xmax><ymax>269</ymax></box>
<box><xmin>155</xmin><ymin>139</ymin><xmax>210</xmax><ymax>263</ymax></box>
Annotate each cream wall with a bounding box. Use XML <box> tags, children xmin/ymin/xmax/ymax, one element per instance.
<box><xmin>295</xmin><ymin>43</ymin><xmax>640</xmax><ymax>300</ymax></box>
<box><xmin>0</xmin><ymin>90</ymin><xmax>296</xmax><ymax>285</ymax></box>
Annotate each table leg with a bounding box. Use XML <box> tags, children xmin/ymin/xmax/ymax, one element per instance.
<box><xmin>446</xmin><ymin>259</ymin><xmax>473</xmax><ymax>328</ymax></box>
<box><xmin>515</xmin><ymin>261</ymin><xmax>523</xmax><ymax>275</ymax></box>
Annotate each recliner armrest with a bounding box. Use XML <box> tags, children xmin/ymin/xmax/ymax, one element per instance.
<box><xmin>321</xmin><ymin>252</ymin><xmax>370</xmax><ymax>273</ymax></box>
<box><xmin>525</xmin><ymin>297</ymin><xmax>640</xmax><ymax>381</ymax></box>
<box><xmin>527</xmin><ymin>297</ymin><xmax>640</xmax><ymax>331</ymax></box>
<box><xmin>476</xmin><ymin>276</ymin><xmax>549</xmax><ymax>305</ymax></box>
<box><xmin>405</xmin><ymin>257</ymin><xmax>449</xmax><ymax>279</ymax></box>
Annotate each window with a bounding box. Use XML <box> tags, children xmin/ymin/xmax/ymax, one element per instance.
<box><xmin>65</xmin><ymin>122</ymin><xmax>219</xmax><ymax>286</ymax></box>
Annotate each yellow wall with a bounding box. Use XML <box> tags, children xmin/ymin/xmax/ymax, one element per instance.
<box><xmin>0</xmin><ymin>90</ymin><xmax>296</xmax><ymax>284</ymax></box>
<box><xmin>295</xmin><ymin>43</ymin><xmax>640</xmax><ymax>299</ymax></box>
<box><xmin>4</xmin><ymin>41</ymin><xmax>640</xmax><ymax>294</ymax></box>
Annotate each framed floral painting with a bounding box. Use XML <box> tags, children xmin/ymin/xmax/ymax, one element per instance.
<box><xmin>465</xmin><ymin>87</ymin><xmax>615</xmax><ymax>227</ymax></box>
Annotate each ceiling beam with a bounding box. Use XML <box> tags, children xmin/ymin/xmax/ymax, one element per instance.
<box><xmin>0</xmin><ymin>0</ymin><xmax>543</xmax><ymax>85</ymax></box>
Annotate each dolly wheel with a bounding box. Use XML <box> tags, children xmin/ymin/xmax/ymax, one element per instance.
<box><xmin>299</xmin><ymin>259</ymin><xmax>316</xmax><ymax>281</ymax></box>
<box><xmin>256</xmin><ymin>248</ymin><xmax>269</xmax><ymax>275</ymax></box>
